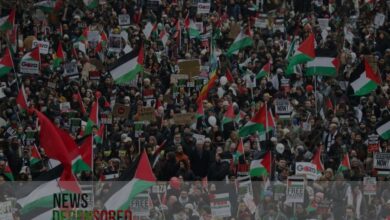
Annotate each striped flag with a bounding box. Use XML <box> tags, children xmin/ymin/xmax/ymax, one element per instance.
<box><xmin>238</xmin><ymin>105</ymin><xmax>275</xmax><ymax>137</ymax></box>
<box><xmin>306</xmin><ymin>57</ymin><xmax>340</xmax><ymax>76</ymax></box>
<box><xmin>377</xmin><ymin>120</ymin><xmax>390</xmax><ymax>140</ymax></box>
<box><xmin>0</xmin><ymin>48</ymin><xmax>14</xmax><ymax>77</ymax></box>
<box><xmin>256</xmin><ymin>61</ymin><xmax>271</xmax><ymax>79</ymax></box>
<box><xmin>110</xmin><ymin>45</ymin><xmax>144</xmax><ymax>84</ymax></box>
<box><xmin>0</xmin><ymin>9</ymin><xmax>15</xmax><ymax>32</ymax></box>
<box><xmin>227</xmin><ymin>27</ymin><xmax>253</xmax><ymax>55</ymax></box>
<box><xmin>30</xmin><ymin>145</ymin><xmax>42</xmax><ymax>165</ymax></box>
<box><xmin>16</xmin><ymin>85</ymin><xmax>29</xmax><ymax>110</ymax></box>
<box><xmin>351</xmin><ymin>59</ymin><xmax>380</xmax><ymax>96</ymax></box>
<box><xmin>286</xmin><ymin>34</ymin><xmax>316</xmax><ymax>75</ymax></box>
<box><xmin>250</xmin><ymin>151</ymin><xmax>271</xmax><ymax>177</ymax></box>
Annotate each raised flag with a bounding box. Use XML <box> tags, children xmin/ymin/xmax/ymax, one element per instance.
<box><xmin>238</xmin><ymin>105</ymin><xmax>275</xmax><ymax>137</ymax></box>
<box><xmin>351</xmin><ymin>59</ymin><xmax>380</xmax><ymax>96</ymax></box>
<box><xmin>53</xmin><ymin>43</ymin><xmax>64</xmax><ymax>69</ymax></box>
<box><xmin>0</xmin><ymin>9</ymin><xmax>15</xmax><ymax>32</ymax></box>
<box><xmin>226</xmin><ymin>68</ymin><xmax>234</xmax><ymax>83</ymax></box>
<box><xmin>338</xmin><ymin>153</ymin><xmax>351</xmax><ymax>172</ymax></box>
<box><xmin>16</xmin><ymin>85</ymin><xmax>29</xmax><ymax>110</ymax></box>
<box><xmin>185</xmin><ymin>16</ymin><xmax>200</xmax><ymax>39</ymax></box>
<box><xmin>143</xmin><ymin>22</ymin><xmax>155</xmax><ymax>39</ymax></box>
<box><xmin>79</xmin><ymin>135</ymin><xmax>93</xmax><ymax>169</ymax></box>
<box><xmin>76</xmin><ymin>91</ymin><xmax>86</xmax><ymax>114</ymax></box>
<box><xmin>286</xmin><ymin>34</ymin><xmax>316</xmax><ymax>75</ymax></box>
<box><xmin>84</xmin><ymin>100</ymin><xmax>99</xmax><ymax>136</ymax></box>
<box><xmin>94</xmin><ymin>125</ymin><xmax>105</xmax><ymax>144</ymax></box>
<box><xmin>195</xmin><ymin>100</ymin><xmax>204</xmax><ymax>119</ymax></box>
<box><xmin>104</xmin><ymin>149</ymin><xmax>156</xmax><ymax>210</ymax></box>
<box><xmin>34</xmin><ymin>0</ymin><xmax>61</xmax><ymax>13</ymax></box>
<box><xmin>311</xmin><ymin>146</ymin><xmax>324</xmax><ymax>172</ymax></box>
<box><xmin>2</xmin><ymin>162</ymin><xmax>14</xmax><ymax>181</ymax></box>
<box><xmin>20</xmin><ymin>46</ymin><xmax>40</xmax><ymax>74</ymax></box>
<box><xmin>222</xmin><ymin>102</ymin><xmax>235</xmax><ymax>125</ymax></box>
<box><xmin>110</xmin><ymin>45</ymin><xmax>144</xmax><ymax>84</ymax></box>
<box><xmin>30</xmin><ymin>145</ymin><xmax>42</xmax><ymax>165</ymax></box>
<box><xmin>376</xmin><ymin>120</ymin><xmax>390</xmax><ymax>140</ymax></box>
<box><xmin>306</xmin><ymin>57</ymin><xmax>340</xmax><ymax>76</ymax></box>
<box><xmin>83</xmin><ymin>0</ymin><xmax>98</xmax><ymax>9</ymax></box>
<box><xmin>227</xmin><ymin>27</ymin><xmax>253</xmax><ymax>55</ymax></box>
<box><xmin>0</xmin><ymin>48</ymin><xmax>14</xmax><ymax>77</ymax></box>
<box><xmin>249</xmin><ymin>151</ymin><xmax>271</xmax><ymax>177</ymax></box>
<box><xmin>256</xmin><ymin>61</ymin><xmax>271</xmax><ymax>79</ymax></box>
<box><xmin>159</xmin><ymin>30</ymin><xmax>169</xmax><ymax>47</ymax></box>
<box><xmin>35</xmin><ymin>110</ymin><xmax>81</xmax><ymax>193</ymax></box>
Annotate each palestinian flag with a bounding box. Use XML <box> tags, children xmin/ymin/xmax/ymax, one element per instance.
<box><xmin>196</xmin><ymin>70</ymin><xmax>218</xmax><ymax>103</ymax></box>
<box><xmin>16</xmin><ymin>85</ymin><xmax>29</xmax><ymax>110</ymax></box>
<box><xmin>159</xmin><ymin>30</ymin><xmax>169</xmax><ymax>47</ymax></box>
<box><xmin>0</xmin><ymin>9</ymin><xmax>15</xmax><ymax>32</ymax></box>
<box><xmin>83</xmin><ymin>0</ymin><xmax>98</xmax><ymax>9</ymax></box>
<box><xmin>337</xmin><ymin>153</ymin><xmax>351</xmax><ymax>172</ymax></box>
<box><xmin>0</xmin><ymin>48</ymin><xmax>14</xmax><ymax>77</ymax></box>
<box><xmin>2</xmin><ymin>162</ymin><xmax>14</xmax><ymax>181</ymax></box>
<box><xmin>311</xmin><ymin>146</ymin><xmax>324</xmax><ymax>172</ymax></box>
<box><xmin>173</xmin><ymin>19</ymin><xmax>181</xmax><ymax>39</ymax></box>
<box><xmin>256</xmin><ymin>61</ymin><xmax>271</xmax><ymax>79</ymax></box>
<box><xmin>17</xmin><ymin>180</ymin><xmax>63</xmax><ymax>217</ymax></box>
<box><xmin>195</xmin><ymin>100</ymin><xmax>204</xmax><ymax>119</ymax></box>
<box><xmin>351</xmin><ymin>59</ymin><xmax>381</xmax><ymax>96</ymax></box>
<box><xmin>143</xmin><ymin>22</ymin><xmax>156</xmax><ymax>39</ymax></box>
<box><xmin>226</xmin><ymin>68</ymin><xmax>234</xmax><ymax>83</ymax></box>
<box><xmin>84</xmin><ymin>100</ymin><xmax>98</xmax><ymax>136</ymax></box>
<box><xmin>184</xmin><ymin>16</ymin><xmax>200</xmax><ymax>39</ymax></box>
<box><xmin>110</xmin><ymin>45</ymin><xmax>144</xmax><ymax>84</ymax></box>
<box><xmin>249</xmin><ymin>151</ymin><xmax>271</xmax><ymax>177</ymax></box>
<box><xmin>76</xmin><ymin>91</ymin><xmax>86</xmax><ymax>114</ymax></box>
<box><xmin>79</xmin><ymin>135</ymin><xmax>93</xmax><ymax>170</ymax></box>
<box><xmin>227</xmin><ymin>27</ymin><xmax>253</xmax><ymax>55</ymax></box>
<box><xmin>53</xmin><ymin>43</ymin><xmax>64</xmax><ymax>69</ymax></box>
<box><xmin>286</xmin><ymin>34</ymin><xmax>316</xmax><ymax>75</ymax></box>
<box><xmin>30</xmin><ymin>145</ymin><xmax>42</xmax><ymax>165</ymax></box>
<box><xmin>306</xmin><ymin>57</ymin><xmax>340</xmax><ymax>76</ymax></box>
<box><xmin>34</xmin><ymin>0</ymin><xmax>62</xmax><ymax>13</ymax></box>
<box><xmin>377</xmin><ymin>120</ymin><xmax>390</xmax><ymax>140</ymax></box>
<box><xmin>94</xmin><ymin>125</ymin><xmax>105</xmax><ymax>144</ymax></box>
<box><xmin>104</xmin><ymin>149</ymin><xmax>156</xmax><ymax>210</ymax></box>
<box><xmin>233</xmin><ymin>138</ymin><xmax>245</xmax><ymax>164</ymax></box>
<box><xmin>21</xmin><ymin>46</ymin><xmax>41</xmax><ymax>62</ymax></box>
<box><xmin>222</xmin><ymin>102</ymin><xmax>235</xmax><ymax>125</ymax></box>
<box><xmin>239</xmin><ymin>105</ymin><xmax>275</xmax><ymax>137</ymax></box>
<box><xmin>78</xmin><ymin>27</ymin><xmax>89</xmax><ymax>42</ymax></box>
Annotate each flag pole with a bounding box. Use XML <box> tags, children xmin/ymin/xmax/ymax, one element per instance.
<box><xmin>265</xmin><ymin>102</ymin><xmax>269</xmax><ymax>141</ymax></box>
<box><xmin>314</xmin><ymin>76</ymin><xmax>317</xmax><ymax>116</ymax></box>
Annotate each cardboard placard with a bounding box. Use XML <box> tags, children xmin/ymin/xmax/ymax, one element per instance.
<box><xmin>113</xmin><ymin>104</ymin><xmax>130</xmax><ymax>119</ymax></box>
<box><xmin>373</xmin><ymin>153</ymin><xmax>390</xmax><ymax>170</ymax></box>
<box><xmin>170</xmin><ymin>74</ymin><xmax>189</xmax><ymax>84</ymax></box>
<box><xmin>173</xmin><ymin>113</ymin><xmax>195</xmax><ymax>125</ymax></box>
<box><xmin>139</xmin><ymin>107</ymin><xmax>156</xmax><ymax>122</ymax></box>
<box><xmin>228</xmin><ymin>23</ymin><xmax>240</xmax><ymax>39</ymax></box>
<box><xmin>286</xmin><ymin>176</ymin><xmax>305</xmax><ymax>203</ymax></box>
<box><xmin>118</xmin><ymin>14</ymin><xmax>131</xmax><ymax>26</ymax></box>
<box><xmin>197</xmin><ymin>2</ymin><xmax>211</xmax><ymax>14</ymax></box>
<box><xmin>210</xmin><ymin>193</ymin><xmax>231</xmax><ymax>218</ymax></box>
<box><xmin>178</xmin><ymin>59</ymin><xmax>201</xmax><ymax>78</ymax></box>
<box><xmin>32</xmin><ymin>40</ymin><xmax>50</xmax><ymax>54</ymax></box>
<box><xmin>130</xmin><ymin>193</ymin><xmax>150</xmax><ymax>217</ymax></box>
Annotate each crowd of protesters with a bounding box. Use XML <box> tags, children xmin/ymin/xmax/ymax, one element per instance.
<box><xmin>0</xmin><ymin>0</ymin><xmax>390</xmax><ymax>219</ymax></box>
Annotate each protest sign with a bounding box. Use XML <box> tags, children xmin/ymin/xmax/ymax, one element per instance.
<box><xmin>139</xmin><ymin>107</ymin><xmax>156</xmax><ymax>122</ymax></box>
<box><xmin>108</xmin><ymin>34</ymin><xmax>122</xmax><ymax>53</ymax></box>
<box><xmin>170</xmin><ymin>74</ymin><xmax>189</xmax><ymax>85</ymax></box>
<box><xmin>118</xmin><ymin>14</ymin><xmax>131</xmax><ymax>26</ymax></box>
<box><xmin>374</xmin><ymin>13</ymin><xmax>385</xmax><ymax>28</ymax></box>
<box><xmin>89</xmin><ymin>71</ymin><xmax>101</xmax><ymax>80</ymax></box>
<box><xmin>63</xmin><ymin>62</ymin><xmax>79</xmax><ymax>77</ymax></box>
<box><xmin>317</xmin><ymin>199</ymin><xmax>332</xmax><ymax>215</ymax></box>
<box><xmin>60</xmin><ymin>102</ymin><xmax>71</xmax><ymax>112</ymax></box>
<box><xmin>237</xmin><ymin>175</ymin><xmax>253</xmax><ymax>201</ymax></box>
<box><xmin>173</xmin><ymin>113</ymin><xmax>195</xmax><ymax>125</ymax></box>
<box><xmin>281</xmin><ymin>78</ymin><xmax>290</xmax><ymax>93</ymax></box>
<box><xmin>20</xmin><ymin>60</ymin><xmax>39</xmax><ymax>74</ymax></box>
<box><xmin>151</xmin><ymin>182</ymin><xmax>167</xmax><ymax>194</ymax></box>
<box><xmin>193</xmin><ymin>133</ymin><xmax>205</xmax><ymax>143</ymax></box>
<box><xmin>178</xmin><ymin>59</ymin><xmax>201</xmax><ymax>78</ymax></box>
<box><xmin>295</xmin><ymin>162</ymin><xmax>321</xmax><ymax>180</ymax></box>
<box><xmin>275</xmin><ymin>99</ymin><xmax>292</xmax><ymax>119</ymax></box>
<box><xmin>210</xmin><ymin>193</ymin><xmax>231</xmax><ymax>218</ymax></box>
<box><xmin>195</xmin><ymin>22</ymin><xmax>204</xmax><ymax>33</ymax></box>
<box><xmin>0</xmin><ymin>201</ymin><xmax>13</xmax><ymax>220</ymax></box>
<box><xmin>363</xmin><ymin>177</ymin><xmax>376</xmax><ymax>195</ymax></box>
<box><xmin>100</xmin><ymin>112</ymin><xmax>112</xmax><ymax>125</ymax></box>
<box><xmin>317</xmin><ymin>18</ymin><xmax>329</xmax><ymax>31</ymax></box>
<box><xmin>113</xmin><ymin>104</ymin><xmax>130</xmax><ymax>119</ymax></box>
<box><xmin>134</xmin><ymin>121</ymin><xmax>145</xmax><ymax>138</ymax></box>
<box><xmin>255</xmin><ymin>14</ymin><xmax>269</xmax><ymax>28</ymax></box>
<box><xmin>286</xmin><ymin>176</ymin><xmax>305</xmax><ymax>203</ymax></box>
<box><xmin>197</xmin><ymin>3</ymin><xmax>211</xmax><ymax>14</ymax></box>
<box><xmin>69</xmin><ymin>118</ymin><xmax>81</xmax><ymax>133</ymax></box>
<box><xmin>373</xmin><ymin>153</ymin><xmax>390</xmax><ymax>170</ymax></box>
<box><xmin>130</xmin><ymin>193</ymin><xmax>150</xmax><ymax>217</ymax></box>
<box><xmin>87</xmin><ymin>31</ymin><xmax>100</xmax><ymax>43</ymax></box>
<box><xmin>368</xmin><ymin>134</ymin><xmax>380</xmax><ymax>153</ymax></box>
<box><xmin>243</xmin><ymin>193</ymin><xmax>256</xmax><ymax>214</ymax></box>
<box><xmin>32</xmin><ymin>40</ymin><xmax>50</xmax><ymax>54</ymax></box>
<box><xmin>273</xmin><ymin>19</ymin><xmax>285</xmax><ymax>32</ymax></box>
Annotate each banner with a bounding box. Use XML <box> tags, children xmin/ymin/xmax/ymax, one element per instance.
<box><xmin>295</xmin><ymin>162</ymin><xmax>321</xmax><ymax>180</ymax></box>
<box><xmin>210</xmin><ymin>193</ymin><xmax>231</xmax><ymax>218</ymax></box>
<box><xmin>118</xmin><ymin>14</ymin><xmax>131</xmax><ymax>26</ymax></box>
<box><xmin>113</xmin><ymin>104</ymin><xmax>130</xmax><ymax>119</ymax></box>
<box><xmin>363</xmin><ymin>177</ymin><xmax>376</xmax><ymax>195</ymax></box>
<box><xmin>32</xmin><ymin>40</ymin><xmax>50</xmax><ymax>54</ymax></box>
<box><xmin>373</xmin><ymin>153</ymin><xmax>390</xmax><ymax>170</ymax></box>
<box><xmin>20</xmin><ymin>60</ymin><xmax>39</xmax><ymax>74</ymax></box>
<box><xmin>374</xmin><ymin>13</ymin><xmax>385</xmax><ymax>28</ymax></box>
<box><xmin>286</xmin><ymin>176</ymin><xmax>305</xmax><ymax>203</ymax></box>
<box><xmin>173</xmin><ymin>113</ymin><xmax>195</xmax><ymax>125</ymax></box>
<box><xmin>197</xmin><ymin>3</ymin><xmax>211</xmax><ymax>14</ymax></box>
<box><xmin>130</xmin><ymin>193</ymin><xmax>150</xmax><ymax>217</ymax></box>
<box><xmin>0</xmin><ymin>201</ymin><xmax>13</xmax><ymax>220</ymax></box>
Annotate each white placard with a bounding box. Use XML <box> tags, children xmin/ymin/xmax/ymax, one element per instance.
<box><xmin>286</xmin><ymin>176</ymin><xmax>305</xmax><ymax>203</ymax></box>
<box><xmin>88</xmin><ymin>31</ymin><xmax>100</xmax><ymax>42</ymax></box>
<box><xmin>295</xmin><ymin>162</ymin><xmax>321</xmax><ymax>180</ymax></box>
<box><xmin>32</xmin><ymin>40</ymin><xmax>50</xmax><ymax>54</ymax></box>
<box><xmin>373</xmin><ymin>153</ymin><xmax>390</xmax><ymax>170</ymax></box>
<box><xmin>374</xmin><ymin>13</ymin><xmax>385</xmax><ymax>28</ymax></box>
<box><xmin>20</xmin><ymin>60</ymin><xmax>39</xmax><ymax>74</ymax></box>
<box><xmin>317</xmin><ymin>18</ymin><xmax>329</xmax><ymax>31</ymax></box>
<box><xmin>210</xmin><ymin>193</ymin><xmax>231</xmax><ymax>218</ymax></box>
<box><xmin>118</xmin><ymin>14</ymin><xmax>131</xmax><ymax>26</ymax></box>
<box><xmin>197</xmin><ymin>3</ymin><xmax>210</xmax><ymax>14</ymax></box>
